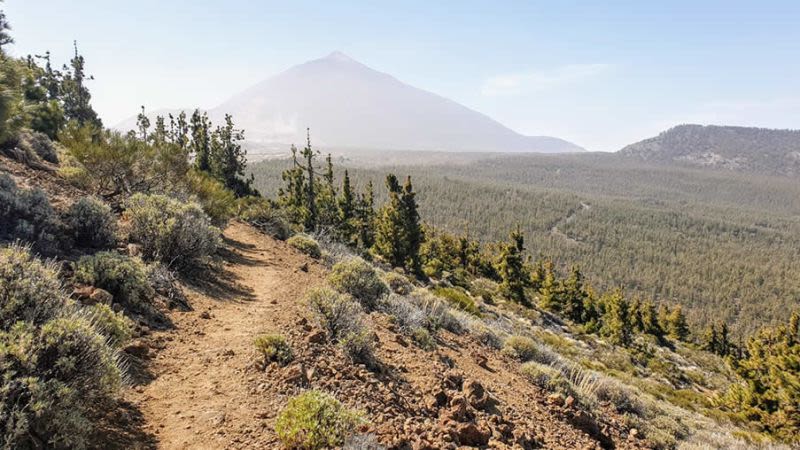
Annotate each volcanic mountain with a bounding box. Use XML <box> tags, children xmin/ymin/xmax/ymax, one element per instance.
<box><xmin>117</xmin><ymin>52</ymin><xmax>584</xmax><ymax>153</ymax></box>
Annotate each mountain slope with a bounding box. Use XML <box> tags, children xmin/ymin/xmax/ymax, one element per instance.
<box><xmin>116</xmin><ymin>52</ymin><xmax>584</xmax><ymax>154</ymax></box>
<box><xmin>619</xmin><ymin>124</ymin><xmax>800</xmax><ymax>176</ymax></box>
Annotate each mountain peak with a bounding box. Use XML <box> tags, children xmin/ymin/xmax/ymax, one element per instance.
<box><xmin>322</xmin><ymin>51</ymin><xmax>356</xmax><ymax>63</ymax></box>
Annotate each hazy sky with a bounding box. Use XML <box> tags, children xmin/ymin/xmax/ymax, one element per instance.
<box><xmin>5</xmin><ymin>0</ymin><xmax>800</xmax><ymax>151</ymax></box>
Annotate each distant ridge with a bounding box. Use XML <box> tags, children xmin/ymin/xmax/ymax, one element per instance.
<box><xmin>116</xmin><ymin>52</ymin><xmax>584</xmax><ymax>154</ymax></box>
<box><xmin>619</xmin><ymin>124</ymin><xmax>800</xmax><ymax>177</ymax></box>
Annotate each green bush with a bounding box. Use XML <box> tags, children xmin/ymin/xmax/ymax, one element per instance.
<box><xmin>288</xmin><ymin>234</ymin><xmax>322</xmax><ymax>259</ymax></box>
<box><xmin>254</xmin><ymin>334</ymin><xmax>293</xmax><ymax>366</ymax></box>
<box><xmin>411</xmin><ymin>327</ymin><xmax>436</xmax><ymax>350</ymax></box>
<box><xmin>185</xmin><ymin>169</ymin><xmax>236</xmax><ymax>227</ymax></box>
<box><xmin>432</xmin><ymin>287</ymin><xmax>480</xmax><ymax>316</ymax></box>
<box><xmin>275</xmin><ymin>390</ymin><xmax>363</xmax><ymax>449</ymax></box>
<box><xmin>520</xmin><ymin>361</ymin><xmax>571</xmax><ymax>394</ymax></box>
<box><xmin>85</xmin><ymin>303</ymin><xmax>132</xmax><ymax>348</ymax></box>
<box><xmin>237</xmin><ymin>196</ymin><xmax>292</xmax><ymax>240</ymax></box>
<box><xmin>502</xmin><ymin>335</ymin><xmax>552</xmax><ymax>363</ymax></box>
<box><xmin>75</xmin><ymin>252</ymin><xmax>154</xmax><ymax>310</ymax></box>
<box><xmin>18</xmin><ymin>129</ymin><xmax>59</xmax><ymax>163</ymax></box>
<box><xmin>125</xmin><ymin>193</ymin><xmax>220</xmax><ymax>269</ymax></box>
<box><xmin>306</xmin><ymin>287</ymin><xmax>376</xmax><ymax>367</ymax></box>
<box><xmin>0</xmin><ymin>317</ymin><xmax>121</xmax><ymax>449</ymax></box>
<box><xmin>0</xmin><ymin>244</ymin><xmax>66</xmax><ymax>330</ymax></box>
<box><xmin>383</xmin><ymin>271</ymin><xmax>414</xmax><ymax>295</ymax></box>
<box><xmin>0</xmin><ymin>174</ymin><xmax>59</xmax><ymax>253</ymax></box>
<box><xmin>328</xmin><ymin>258</ymin><xmax>388</xmax><ymax>310</ymax></box>
<box><xmin>0</xmin><ymin>245</ymin><xmax>124</xmax><ymax>449</ymax></box>
<box><xmin>64</xmin><ymin>196</ymin><xmax>117</xmax><ymax>248</ymax></box>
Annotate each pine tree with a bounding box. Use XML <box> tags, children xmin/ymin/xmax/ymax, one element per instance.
<box><xmin>316</xmin><ymin>153</ymin><xmax>339</xmax><ymax>230</ymax></box>
<box><xmin>337</xmin><ymin>169</ymin><xmax>356</xmax><ymax>242</ymax></box>
<box><xmin>601</xmin><ymin>289</ymin><xmax>632</xmax><ymax>347</ymax></box>
<box><xmin>373</xmin><ymin>174</ymin><xmax>406</xmax><ymax>268</ymax></box>
<box><xmin>356</xmin><ymin>180</ymin><xmax>376</xmax><ymax>250</ymax></box>
<box><xmin>628</xmin><ymin>297</ymin><xmax>644</xmax><ymax>333</ymax></box>
<box><xmin>60</xmin><ymin>41</ymin><xmax>101</xmax><ymax>127</ymax></box>
<box><xmin>190</xmin><ymin>109</ymin><xmax>211</xmax><ymax>172</ymax></box>
<box><xmin>208</xmin><ymin>114</ymin><xmax>253</xmax><ymax>196</ymax></box>
<box><xmin>538</xmin><ymin>260</ymin><xmax>561</xmax><ymax>312</ymax></box>
<box><xmin>702</xmin><ymin>323</ymin><xmax>720</xmax><ymax>353</ymax></box>
<box><xmin>562</xmin><ymin>266</ymin><xmax>587</xmax><ymax>322</ymax></box>
<box><xmin>302</xmin><ymin>130</ymin><xmax>318</xmax><ymax>231</ymax></box>
<box><xmin>667</xmin><ymin>305</ymin><xmax>690</xmax><ymax>341</ymax></box>
<box><xmin>497</xmin><ymin>226</ymin><xmax>529</xmax><ymax>305</ymax></box>
<box><xmin>640</xmin><ymin>300</ymin><xmax>663</xmax><ymax>337</ymax></box>
<box><xmin>278</xmin><ymin>144</ymin><xmax>308</xmax><ymax>225</ymax></box>
<box><xmin>400</xmin><ymin>176</ymin><xmax>423</xmax><ymax>273</ymax></box>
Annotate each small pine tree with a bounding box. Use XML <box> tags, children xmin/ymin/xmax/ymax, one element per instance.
<box><xmin>356</xmin><ymin>180</ymin><xmax>376</xmax><ymax>250</ymax></box>
<box><xmin>640</xmin><ymin>300</ymin><xmax>663</xmax><ymax>337</ymax></box>
<box><xmin>538</xmin><ymin>260</ymin><xmax>561</xmax><ymax>312</ymax></box>
<box><xmin>373</xmin><ymin>174</ymin><xmax>406</xmax><ymax>268</ymax></box>
<box><xmin>562</xmin><ymin>266</ymin><xmax>587</xmax><ymax>322</ymax></box>
<box><xmin>667</xmin><ymin>305</ymin><xmax>690</xmax><ymax>341</ymax></box>
<box><xmin>497</xmin><ymin>226</ymin><xmax>529</xmax><ymax>305</ymax></box>
<box><xmin>600</xmin><ymin>289</ymin><xmax>632</xmax><ymax>347</ymax></box>
<box><xmin>400</xmin><ymin>176</ymin><xmax>423</xmax><ymax>273</ymax></box>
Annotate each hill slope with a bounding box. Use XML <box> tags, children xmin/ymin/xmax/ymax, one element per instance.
<box><xmin>619</xmin><ymin>124</ymin><xmax>800</xmax><ymax>177</ymax></box>
<box><xmin>115</xmin><ymin>52</ymin><xmax>584</xmax><ymax>154</ymax></box>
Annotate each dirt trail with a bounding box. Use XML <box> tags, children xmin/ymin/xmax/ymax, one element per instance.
<box><xmin>126</xmin><ymin>222</ymin><xmax>326</xmax><ymax>449</ymax></box>
<box><xmin>126</xmin><ymin>221</ymin><xmax>645</xmax><ymax>450</ymax></box>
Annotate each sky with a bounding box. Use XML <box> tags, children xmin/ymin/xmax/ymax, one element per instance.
<box><xmin>5</xmin><ymin>0</ymin><xmax>800</xmax><ymax>151</ymax></box>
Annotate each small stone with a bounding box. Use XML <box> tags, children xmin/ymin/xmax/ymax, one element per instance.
<box><xmin>547</xmin><ymin>393</ymin><xmax>564</xmax><ymax>406</ymax></box>
<box><xmin>629</xmin><ymin>428</ymin><xmax>639</xmax><ymax>439</ymax></box>
<box><xmin>127</xmin><ymin>243</ymin><xmax>143</xmax><ymax>257</ymax></box>
<box><xmin>200</xmin><ymin>311</ymin><xmax>212</xmax><ymax>319</ymax></box>
<box><xmin>123</xmin><ymin>341</ymin><xmax>150</xmax><ymax>358</ymax></box>
<box><xmin>565</xmin><ymin>395</ymin><xmax>576</xmax><ymax>408</ymax></box>
<box><xmin>306</xmin><ymin>330</ymin><xmax>326</xmax><ymax>344</ymax></box>
<box><xmin>284</xmin><ymin>364</ymin><xmax>308</xmax><ymax>385</ymax></box>
<box><xmin>89</xmin><ymin>288</ymin><xmax>113</xmax><ymax>305</ymax></box>
<box><xmin>71</xmin><ymin>286</ymin><xmax>93</xmax><ymax>301</ymax></box>
<box><xmin>455</xmin><ymin>422</ymin><xmax>490</xmax><ymax>446</ymax></box>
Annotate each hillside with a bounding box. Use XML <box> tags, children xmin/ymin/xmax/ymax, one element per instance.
<box><xmin>115</xmin><ymin>52</ymin><xmax>584</xmax><ymax>154</ymax></box>
<box><xmin>619</xmin><ymin>124</ymin><xmax>800</xmax><ymax>177</ymax></box>
<box><xmin>250</xmin><ymin>153</ymin><xmax>800</xmax><ymax>338</ymax></box>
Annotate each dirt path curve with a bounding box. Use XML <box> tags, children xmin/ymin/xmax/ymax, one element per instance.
<box><xmin>126</xmin><ymin>222</ymin><xmax>324</xmax><ymax>449</ymax></box>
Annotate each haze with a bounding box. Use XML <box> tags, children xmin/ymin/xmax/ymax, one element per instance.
<box><xmin>6</xmin><ymin>0</ymin><xmax>800</xmax><ymax>151</ymax></box>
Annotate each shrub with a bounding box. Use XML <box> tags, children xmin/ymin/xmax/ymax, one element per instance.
<box><xmin>432</xmin><ymin>287</ymin><xmax>480</xmax><ymax>316</ymax></box>
<box><xmin>275</xmin><ymin>390</ymin><xmax>364</xmax><ymax>450</ymax></box>
<box><xmin>593</xmin><ymin>377</ymin><xmax>643</xmax><ymax>415</ymax></box>
<box><xmin>521</xmin><ymin>361</ymin><xmax>571</xmax><ymax>394</ymax></box>
<box><xmin>411</xmin><ymin>327</ymin><xmax>436</xmax><ymax>350</ymax></box>
<box><xmin>328</xmin><ymin>258</ymin><xmax>388</xmax><ymax>310</ymax></box>
<box><xmin>383</xmin><ymin>271</ymin><xmax>414</xmax><ymax>295</ymax></box>
<box><xmin>237</xmin><ymin>196</ymin><xmax>292</xmax><ymax>240</ymax></box>
<box><xmin>502</xmin><ymin>335</ymin><xmax>554</xmax><ymax>363</ymax></box>
<box><xmin>185</xmin><ymin>169</ymin><xmax>236</xmax><ymax>227</ymax></box>
<box><xmin>306</xmin><ymin>287</ymin><xmax>376</xmax><ymax>367</ymax></box>
<box><xmin>0</xmin><ymin>174</ymin><xmax>59</xmax><ymax>253</ymax></box>
<box><xmin>306</xmin><ymin>287</ymin><xmax>365</xmax><ymax>340</ymax></box>
<box><xmin>413</xmin><ymin>290</ymin><xmax>464</xmax><ymax>334</ymax></box>
<box><xmin>288</xmin><ymin>234</ymin><xmax>322</xmax><ymax>259</ymax></box>
<box><xmin>146</xmin><ymin>263</ymin><xmax>189</xmax><ymax>309</ymax></box>
<box><xmin>75</xmin><ymin>252</ymin><xmax>154</xmax><ymax>310</ymax></box>
<box><xmin>254</xmin><ymin>334</ymin><xmax>293</xmax><ymax>366</ymax></box>
<box><xmin>85</xmin><ymin>303</ymin><xmax>132</xmax><ymax>348</ymax></box>
<box><xmin>470</xmin><ymin>278</ymin><xmax>498</xmax><ymax>305</ymax></box>
<box><xmin>18</xmin><ymin>129</ymin><xmax>58</xmax><ymax>163</ymax></box>
<box><xmin>125</xmin><ymin>193</ymin><xmax>220</xmax><ymax>269</ymax></box>
<box><xmin>0</xmin><ymin>244</ymin><xmax>66</xmax><ymax>330</ymax></box>
<box><xmin>64</xmin><ymin>196</ymin><xmax>117</xmax><ymax>248</ymax></box>
<box><xmin>381</xmin><ymin>294</ymin><xmax>428</xmax><ymax>334</ymax></box>
<box><xmin>0</xmin><ymin>317</ymin><xmax>121</xmax><ymax>449</ymax></box>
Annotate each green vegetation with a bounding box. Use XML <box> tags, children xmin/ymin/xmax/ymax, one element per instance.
<box><xmin>287</xmin><ymin>234</ymin><xmax>322</xmax><ymax>258</ymax></box>
<box><xmin>275</xmin><ymin>390</ymin><xmax>363</xmax><ymax>449</ymax></box>
<box><xmin>64</xmin><ymin>196</ymin><xmax>117</xmax><ymax>248</ymax></box>
<box><xmin>432</xmin><ymin>287</ymin><xmax>480</xmax><ymax>316</ymax></box>
<box><xmin>75</xmin><ymin>251</ymin><xmax>154</xmax><ymax>310</ymax></box>
<box><xmin>0</xmin><ymin>245</ymin><xmax>123</xmax><ymax>449</ymax></box>
<box><xmin>125</xmin><ymin>193</ymin><xmax>221</xmax><ymax>270</ymax></box>
<box><xmin>327</xmin><ymin>257</ymin><xmax>388</xmax><ymax>310</ymax></box>
<box><xmin>305</xmin><ymin>287</ymin><xmax>376</xmax><ymax>367</ymax></box>
<box><xmin>254</xmin><ymin>334</ymin><xmax>294</xmax><ymax>366</ymax></box>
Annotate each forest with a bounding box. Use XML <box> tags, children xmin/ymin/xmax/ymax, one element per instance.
<box><xmin>250</xmin><ymin>152</ymin><xmax>800</xmax><ymax>338</ymax></box>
